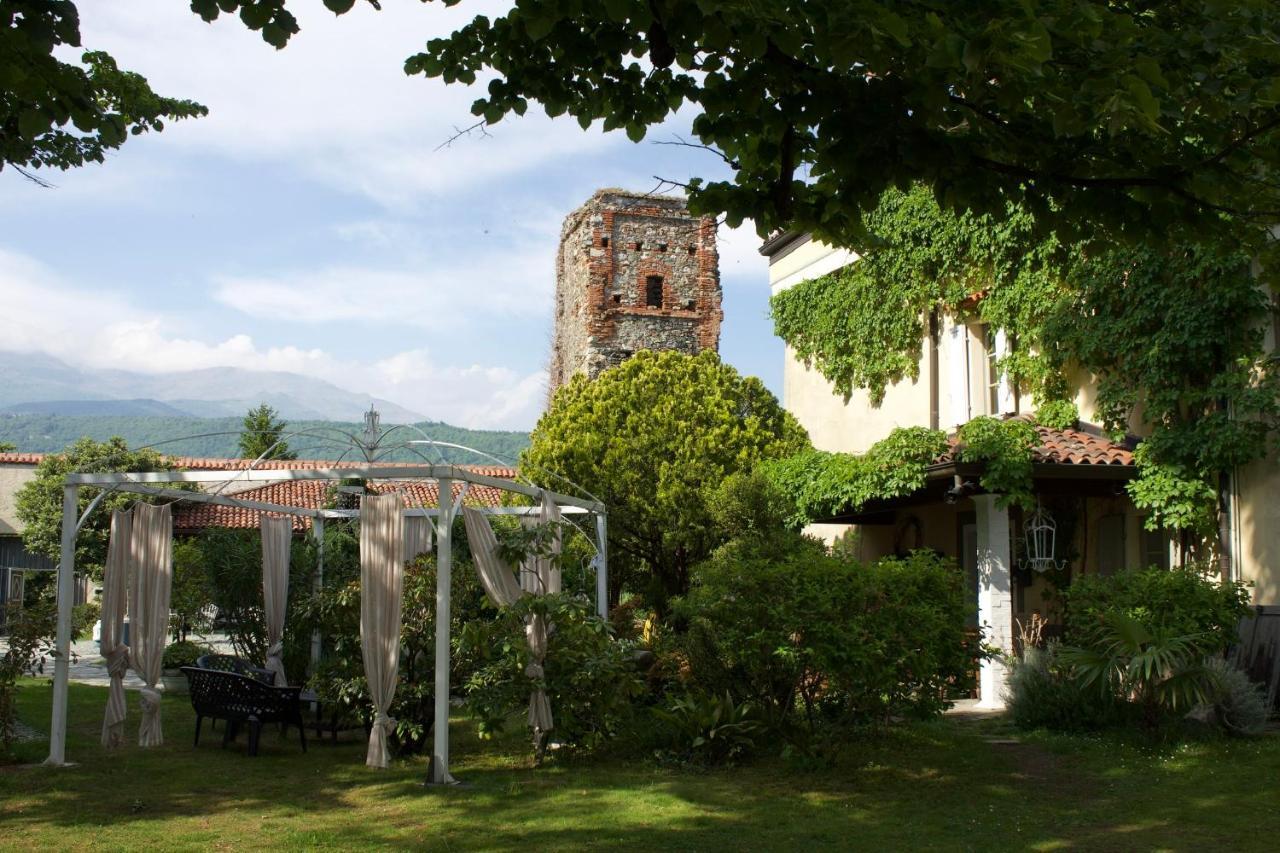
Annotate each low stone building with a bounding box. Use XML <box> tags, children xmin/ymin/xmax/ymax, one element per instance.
<box><xmin>549</xmin><ymin>189</ymin><xmax>722</xmax><ymax>395</ymax></box>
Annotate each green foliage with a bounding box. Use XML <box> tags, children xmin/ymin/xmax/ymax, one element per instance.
<box><xmin>207</xmin><ymin>1</ymin><xmax>1280</xmax><ymax>243</ymax></box>
<box><xmin>461</xmin><ymin>594</ymin><xmax>644</xmax><ymax>753</ymax></box>
<box><xmin>196</xmin><ymin>527</ymin><xmax>317</xmax><ymax>678</ymax></box>
<box><xmin>0</xmin><ymin>599</ymin><xmax>55</xmax><ymax>749</ymax></box>
<box><xmin>14</xmin><ymin>437</ymin><xmax>180</xmax><ymax>578</ymax></box>
<box><xmin>521</xmin><ymin>350</ymin><xmax>808</xmax><ymax>607</ymax></box>
<box><xmin>955</xmin><ymin>416</ymin><xmax>1038</xmax><ymax>508</ymax></box>
<box><xmin>1063</xmin><ymin>566</ymin><xmax>1251</xmax><ymax>656</ymax></box>
<box><xmin>651</xmin><ymin>691</ymin><xmax>764</xmax><ymax>765</ymax></box>
<box><xmin>1007</xmin><ymin>643</ymin><xmax>1125</xmax><ymax>732</ymax></box>
<box><xmin>0</xmin><ymin>414</ymin><xmax>530</xmax><ymax>463</ymax></box>
<box><xmin>675</xmin><ymin>543</ymin><xmax>975</xmax><ymax>734</ymax></box>
<box><xmin>1060</xmin><ymin>613</ymin><xmax>1217</xmax><ymax>730</ymax></box>
<box><xmin>238</xmin><ymin>404</ymin><xmax>296</xmax><ymax>461</ymax></box>
<box><xmin>706</xmin><ymin>470</ymin><xmax>795</xmax><ymax>542</ymax></box>
<box><xmin>1</xmin><ymin>2</ymin><xmax>206</xmax><ymax>178</ymax></box>
<box><xmin>762</xmin><ymin>426</ymin><xmax>949</xmax><ymax>526</ymax></box>
<box><xmin>1046</xmin><ymin>241</ymin><xmax>1278</xmax><ymax>533</ymax></box>
<box><xmin>1204</xmin><ymin>658</ymin><xmax>1269</xmax><ymax>738</ymax></box>
<box><xmin>1034</xmin><ymin>400</ymin><xmax>1079</xmax><ymax>432</ymax></box>
<box><xmin>161</xmin><ymin>640</ymin><xmax>212</xmax><ymax>671</ymax></box>
<box><xmin>170</xmin><ymin>539</ymin><xmax>215</xmax><ymax>641</ymax></box>
<box><xmin>298</xmin><ymin>550</ymin><xmax>485</xmax><ymax>755</ymax></box>
<box><xmin>0</xmin><ymin>442</ymin><xmax>15</xmax><ymax>453</ymax></box>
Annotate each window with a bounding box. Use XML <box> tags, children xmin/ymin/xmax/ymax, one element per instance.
<box><xmin>985</xmin><ymin>327</ymin><xmax>1000</xmax><ymax>416</ymax></box>
<box><xmin>645</xmin><ymin>275</ymin><xmax>664</xmax><ymax>308</ymax></box>
<box><xmin>601</xmin><ymin>236</ymin><xmax>609</xmax><ymax>248</ymax></box>
<box><xmin>1140</xmin><ymin>522</ymin><xmax>1170</xmax><ymax>569</ymax></box>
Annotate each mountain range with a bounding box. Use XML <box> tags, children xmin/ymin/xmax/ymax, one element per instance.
<box><xmin>0</xmin><ymin>351</ymin><xmax>529</xmax><ymax>462</ymax></box>
<box><xmin>0</xmin><ymin>351</ymin><xmax>426</xmax><ymax>422</ymax></box>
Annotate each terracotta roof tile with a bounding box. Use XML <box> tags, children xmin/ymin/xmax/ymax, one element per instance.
<box><xmin>0</xmin><ymin>452</ymin><xmax>516</xmax><ymax>477</ymax></box>
<box><xmin>173</xmin><ymin>478</ymin><xmax>511</xmax><ymax>532</ymax></box>
<box><xmin>937</xmin><ymin>421</ymin><xmax>1134</xmax><ymax>467</ymax></box>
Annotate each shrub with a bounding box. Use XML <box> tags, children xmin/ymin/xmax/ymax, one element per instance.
<box><xmin>1060</xmin><ymin>613</ymin><xmax>1217</xmax><ymax>730</ymax></box>
<box><xmin>651</xmin><ymin>690</ymin><xmax>763</xmax><ymax>765</ymax></box>
<box><xmin>461</xmin><ymin>594</ymin><xmax>644</xmax><ymax>753</ymax></box>
<box><xmin>171</xmin><ymin>539</ymin><xmax>215</xmax><ymax>641</ymax></box>
<box><xmin>297</xmin><ymin>551</ymin><xmax>485</xmax><ymax>756</ymax></box>
<box><xmin>1007</xmin><ymin>642</ymin><xmax>1124</xmax><ymax>732</ymax></box>
<box><xmin>1063</xmin><ymin>565</ymin><xmax>1251</xmax><ymax>654</ymax></box>
<box><xmin>1</xmin><ymin>600</ymin><xmax>56</xmax><ymax>752</ymax></box>
<box><xmin>161</xmin><ymin>639</ymin><xmax>212</xmax><ymax>670</ymax></box>
<box><xmin>675</xmin><ymin>543</ymin><xmax>975</xmax><ymax>733</ymax></box>
<box><xmin>1205</xmin><ymin>657</ymin><xmax>1269</xmax><ymax>737</ymax></box>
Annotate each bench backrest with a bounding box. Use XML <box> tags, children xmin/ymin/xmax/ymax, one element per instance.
<box><xmin>181</xmin><ymin>666</ymin><xmax>301</xmax><ymax>720</ymax></box>
<box><xmin>195</xmin><ymin>654</ymin><xmax>275</xmax><ymax>685</ymax></box>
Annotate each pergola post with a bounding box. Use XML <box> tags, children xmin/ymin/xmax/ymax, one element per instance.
<box><xmin>594</xmin><ymin>513</ymin><xmax>609</xmax><ymax>619</ymax></box>
<box><xmin>310</xmin><ymin>517</ymin><xmax>324</xmax><ymax>676</ymax></box>
<box><xmin>974</xmin><ymin>494</ymin><xmax>1014</xmax><ymax>709</ymax></box>
<box><xmin>428</xmin><ymin>477</ymin><xmax>456</xmax><ymax>784</ymax></box>
<box><xmin>46</xmin><ymin>483</ymin><xmax>78</xmax><ymax>766</ymax></box>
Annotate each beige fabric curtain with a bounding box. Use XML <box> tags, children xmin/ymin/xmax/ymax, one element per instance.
<box><xmin>360</xmin><ymin>494</ymin><xmax>404</xmax><ymax>769</ymax></box>
<box><xmin>128</xmin><ymin>503</ymin><xmax>173</xmax><ymax>747</ymax></box>
<box><xmin>100</xmin><ymin>509</ymin><xmax>132</xmax><ymax>748</ymax></box>
<box><xmin>464</xmin><ymin>498</ymin><xmax>562</xmax><ymax>740</ymax></box>
<box><xmin>403</xmin><ymin>515</ymin><xmax>434</xmax><ymax>561</ymax></box>
<box><xmin>260</xmin><ymin>515</ymin><xmax>292</xmax><ymax>686</ymax></box>
<box><xmin>461</xmin><ymin>506</ymin><xmax>523</xmax><ymax>607</ymax></box>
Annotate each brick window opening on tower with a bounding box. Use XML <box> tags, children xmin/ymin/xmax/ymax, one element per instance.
<box><xmin>646</xmin><ymin>275</ymin><xmax>664</xmax><ymax>308</ymax></box>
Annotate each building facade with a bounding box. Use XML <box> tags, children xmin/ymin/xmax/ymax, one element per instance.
<box><xmin>763</xmin><ymin>232</ymin><xmax>1280</xmax><ymax>705</ymax></box>
<box><xmin>549</xmin><ymin>189</ymin><xmax>722</xmax><ymax>395</ymax></box>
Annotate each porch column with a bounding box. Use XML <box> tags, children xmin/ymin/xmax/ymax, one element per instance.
<box><xmin>594</xmin><ymin>513</ymin><xmax>608</xmax><ymax>619</ymax></box>
<box><xmin>428</xmin><ymin>478</ymin><xmax>456</xmax><ymax>785</ymax></box>
<box><xmin>46</xmin><ymin>484</ymin><xmax>77</xmax><ymax>765</ymax></box>
<box><xmin>974</xmin><ymin>494</ymin><xmax>1014</xmax><ymax>709</ymax></box>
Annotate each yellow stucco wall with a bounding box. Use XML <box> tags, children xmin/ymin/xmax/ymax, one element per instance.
<box><xmin>1236</xmin><ymin>447</ymin><xmax>1280</xmax><ymax>604</ymax></box>
<box><xmin>0</xmin><ymin>464</ymin><xmax>37</xmax><ymax>536</ymax></box>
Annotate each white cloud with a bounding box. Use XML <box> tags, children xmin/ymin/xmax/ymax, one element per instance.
<box><xmin>0</xmin><ymin>247</ymin><xmax>544</xmax><ymax>429</ymax></box>
<box><xmin>74</xmin><ymin>1</ymin><xmax>622</xmax><ymax>209</ymax></box>
<box><xmin>716</xmin><ymin>220</ymin><xmax>770</xmax><ymax>288</ymax></box>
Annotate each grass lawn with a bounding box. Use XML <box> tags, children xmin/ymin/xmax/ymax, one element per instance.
<box><xmin>2</xmin><ymin>679</ymin><xmax>1278</xmax><ymax>851</ymax></box>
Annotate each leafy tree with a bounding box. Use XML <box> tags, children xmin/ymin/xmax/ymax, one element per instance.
<box><xmin>14</xmin><ymin>437</ymin><xmax>178</xmax><ymax>579</ymax></box>
<box><xmin>199</xmin><ymin>1</ymin><xmax>1280</xmax><ymax>245</ymax></box>
<box><xmin>0</xmin><ymin>442</ymin><xmax>15</xmax><ymax>453</ymax></box>
<box><xmin>521</xmin><ymin>350</ymin><xmax>808</xmax><ymax>608</ymax></box>
<box><xmin>2</xmin><ymin>1</ymin><xmax>206</xmax><ymax>182</ymax></box>
<box><xmin>238</xmin><ymin>403</ymin><xmax>297</xmax><ymax>460</ymax></box>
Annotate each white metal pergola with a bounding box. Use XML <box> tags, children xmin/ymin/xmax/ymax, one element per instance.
<box><xmin>44</xmin><ymin>463</ymin><xmax>607</xmax><ymax>783</ymax></box>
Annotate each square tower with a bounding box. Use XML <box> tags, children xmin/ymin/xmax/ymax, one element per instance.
<box><xmin>549</xmin><ymin>189</ymin><xmax>722</xmax><ymax>395</ymax></box>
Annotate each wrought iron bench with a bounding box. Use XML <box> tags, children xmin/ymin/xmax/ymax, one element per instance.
<box><xmin>181</xmin><ymin>666</ymin><xmax>307</xmax><ymax>756</ymax></box>
<box><xmin>195</xmin><ymin>653</ymin><xmax>276</xmax><ymax>685</ymax></box>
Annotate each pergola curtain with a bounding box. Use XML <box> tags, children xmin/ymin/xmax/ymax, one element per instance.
<box><xmin>100</xmin><ymin>509</ymin><xmax>132</xmax><ymax>748</ymax></box>
<box><xmin>260</xmin><ymin>515</ymin><xmax>292</xmax><ymax>686</ymax></box>
<box><xmin>404</xmin><ymin>515</ymin><xmax>434</xmax><ymax>561</ymax></box>
<box><xmin>360</xmin><ymin>494</ymin><xmax>404</xmax><ymax>769</ymax></box>
<box><xmin>128</xmin><ymin>503</ymin><xmax>172</xmax><ymax>747</ymax></box>
<box><xmin>462</xmin><ymin>494</ymin><xmax>563</xmax><ymax>741</ymax></box>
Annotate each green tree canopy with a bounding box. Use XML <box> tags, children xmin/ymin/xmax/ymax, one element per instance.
<box><xmin>520</xmin><ymin>350</ymin><xmax>808</xmax><ymax>608</ymax></box>
<box><xmin>2</xmin><ymin>1</ymin><xmax>206</xmax><ymax>181</ymax></box>
<box><xmin>14</xmin><ymin>436</ymin><xmax>178</xmax><ymax>579</ymax></box>
<box><xmin>198</xmin><ymin>0</ymin><xmax>1280</xmax><ymax>246</ymax></box>
<box><xmin>238</xmin><ymin>403</ymin><xmax>296</xmax><ymax>460</ymax></box>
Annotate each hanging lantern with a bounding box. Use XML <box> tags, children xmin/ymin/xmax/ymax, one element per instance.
<box><xmin>1023</xmin><ymin>503</ymin><xmax>1063</xmax><ymax>573</ymax></box>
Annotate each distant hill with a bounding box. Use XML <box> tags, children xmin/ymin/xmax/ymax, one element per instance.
<box><xmin>0</xmin><ymin>414</ymin><xmax>530</xmax><ymax>465</ymax></box>
<box><xmin>1</xmin><ymin>399</ymin><xmax>194</xmax><ymax>417</ymax></box>
<box><xmin>0</xmin><ymin>351</ymin><xmax>427</xmax><ymax>423</ymax></box>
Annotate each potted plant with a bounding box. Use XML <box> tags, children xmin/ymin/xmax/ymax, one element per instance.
<box><xmin>160</xmin><ymin>640</ymin><xmax>209</xmax><ymax>694</ymax></box>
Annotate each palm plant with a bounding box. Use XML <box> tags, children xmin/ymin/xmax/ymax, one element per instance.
<box><xmin>1060</xmin><ymin>613</ymin><xmax>1216</xmax><ymax>730</ymax></box>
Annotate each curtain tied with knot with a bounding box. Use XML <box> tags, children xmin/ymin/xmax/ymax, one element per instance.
<box><xmin>100</xmin><ymin>509</ymin><xmax>132</xmax><ymax>748</ymax></box>
<box><xmin>462</xmin><ymin>492</ymin><xmax>562</xmax><ymax>744</ymax></box>
<box><xmin>260</xmin><ymin>515</ymin><xmax>292</xmax><ymax>686</ymax></box>
<box><xmin>360</xmin><ymin>494</ymin><xmax>404</xmax><ymax>769</ymax></box>
<box><xmin>128</xmin><ymin>502</ymin><xmax>172</xmax><ymax>747</ymax></box>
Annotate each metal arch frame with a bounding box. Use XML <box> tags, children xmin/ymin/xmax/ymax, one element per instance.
<box><xmin>44</xmin><ymin>463</ymin><xmax>608</xmax><ymax>787</ymax></box>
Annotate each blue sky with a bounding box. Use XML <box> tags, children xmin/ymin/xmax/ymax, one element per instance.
<box><xmin>0</xmin><ymin>1</ymin><xmax>781</xmax><ymax>430</ymax></box>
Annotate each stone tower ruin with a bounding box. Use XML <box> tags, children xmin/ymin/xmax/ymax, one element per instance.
<box><xmin>549</xmin><ymin>189</ymin><xmax>722</xmax><ymax>395</ymax></box>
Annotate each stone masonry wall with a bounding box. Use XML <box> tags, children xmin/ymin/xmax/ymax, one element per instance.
<box><xmin>549</xmin><ymin>189</ymin><xmax>722</xmax><ymax>396</ymax></box>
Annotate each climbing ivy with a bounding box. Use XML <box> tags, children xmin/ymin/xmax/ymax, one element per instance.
<box><xmin>770</xmin><ymin>186</ymin><xmax>1278</xmax><ymax>533</ymax></box>
<box><xmin>763</xmin><ymin>419</ymin><xmax>1043</xmax><ymax>525</ymax></box>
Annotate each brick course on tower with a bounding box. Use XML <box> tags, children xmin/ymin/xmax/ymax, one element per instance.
<box><xmin>549</xmin><ymin>189</ymin><xmax>723</xmax><ymax>396</ymax></box>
